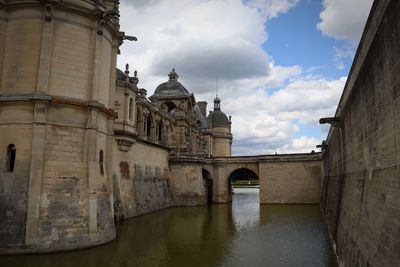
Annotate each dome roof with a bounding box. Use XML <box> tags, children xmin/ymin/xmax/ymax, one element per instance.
<box><xmin>116</xmin><ymin>68</ymin><xmax>126</xmax><ymax>81</ymax></box>
<box><xmin>208</xmin><ymin>110</ymin><xmax>230</xmax><ymax>127</ymax></box>
<box><xmin>151</xmin><ymin>68</ymin><xmax>190</xmax><ymax>98</ymax></box>
<box><xmin>116</xmin><ymin>68</ymin><xmax>139</xmax><ymax>85</ymax></box>
<box><xmin>208</xmin><ymin>95</ymin><xmax>230</xmax><ymax>127</ymax></box>
<box><xmin>153</xmin><ymin>81</ymin><xmax>190</xmax><ymax>97</ymax></box>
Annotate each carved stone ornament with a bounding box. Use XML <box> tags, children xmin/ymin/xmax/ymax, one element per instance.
<box><xmin>116</xmin><ymin>137</ymin><xmax>135</xmax><ymax>152</ymax></box>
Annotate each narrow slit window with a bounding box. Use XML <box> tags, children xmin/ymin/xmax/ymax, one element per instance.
<box><xmin>6</xmin><ymin>144</ymin><xmax>16</xmax><ymax>173</ymax></box>
<box><xmin>129</xmin><ymin>98</ymin><xmax>133</xmax><ymax>120</ymax></box>
<box><xmin>99</xmin><ymin>150</ymin><xmax>104</xmax><ymax>176</ymax></box>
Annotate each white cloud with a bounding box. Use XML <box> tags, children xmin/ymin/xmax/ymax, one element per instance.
<box><xmin>317</xmin><ymin>0</ymin><xmax>374</xmax><ymax>44</ymax></box>
<box><xmin>119</xmin><ymin>0</ymin><xmax>269</xmax><ymax>90</ymax></box>
<box><xmin>224</xmin><ymin>76</ymin><xmax>346</xmax><ymax>155</ymax></box>
<box><xmin>244</xmin><ymin>0</ymin><xmax>300</xmax><ymax>19</ymax></box>
<box><xmin>118</xmin><ymin>0</ymin><xmax>346</xmax><ymax>156</ymax></box>
<box><xmin>332</xmin><ymin>43</ymin><xmax>355</xmax><ymax>70</ymax></box>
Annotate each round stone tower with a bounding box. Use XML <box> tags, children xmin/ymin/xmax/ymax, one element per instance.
<box><xmin>208</xmin><ymin>96</ymin><xmax>232</xmax><ymax>157</ymax></box>
<box><xmin>0</xmin><ymin>0</ymin><xmax>123</xmax><ymax>253</ymax></box>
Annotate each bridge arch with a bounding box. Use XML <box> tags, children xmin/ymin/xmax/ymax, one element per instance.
<box><xmin>202</xmin><ymin>168</ymin><xmax>213</xmax><ymax>204</ymax></box>
<box><xmin>227</xmin><ymin>167</ymin><xmax>259</xmax><ymax>201</ymax></box>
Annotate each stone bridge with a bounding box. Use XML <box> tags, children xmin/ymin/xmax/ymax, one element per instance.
<box><xmin>203</xmin><ymin>153</ymin><xmax>323</xmax><ymax>203</ymax></box>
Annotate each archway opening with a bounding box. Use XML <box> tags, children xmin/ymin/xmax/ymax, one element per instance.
<box><xmin>202</xmin><ymin>169</ymin><xmax>213</xmax><ymax>204</ymax></box>
<box><xmin>228</xmin><ymin>168</ymin><xmax>259</xmax><ymax>201</ymax></box>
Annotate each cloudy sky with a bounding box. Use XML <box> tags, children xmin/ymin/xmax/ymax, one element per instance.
<box><xmin>117</xmin><ymin>0</ymin><xmax>373</xmax><ymax>156</ymax></box>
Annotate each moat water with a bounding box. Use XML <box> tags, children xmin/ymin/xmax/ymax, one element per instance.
<box><xmin>1</xmin><ymin>188</ymin><xmax>337</xmax><ymax>267</ymax></box>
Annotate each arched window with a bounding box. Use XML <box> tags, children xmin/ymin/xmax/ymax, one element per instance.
<box><xmin>136</xmin><ymin>108</ymin><xmax>142</xmax><ymax>133</ymax></box>
<box><xmin>99</xmin><ymin>150</ymin><xmax>104</xmax><ymax>176</ymax></box>
<box><xmin>165</xmin><ymin>101</ymin><xmax>177</xmax><ymax>113</ymax></box>
<box><xmin>146</xmin><ymin>115</ymin><xmax>152</xmax><ymax>138</ymax></box>
<box><xmin>196</xmin><ymin>120</ymin><xmax>202</xmax><ymax>129</ymax></box>
<box><xmin>143</xmin><ymin>115</ymin><xmax>147</xmax><ymax>136</ymax></box>
<box><xmin>157</xmin><ymin>121</ymin><xmax>163</xmax><ymax>143</ymax></box>
<box><xmin>129</xmin><ymin>98</ymin><xmax>133</xmax><ymax>120</ymax></box>
<box><xmin>5</xmin><ymin>144</ymin><xmax>16</xmax><ymax>173</ymax></box>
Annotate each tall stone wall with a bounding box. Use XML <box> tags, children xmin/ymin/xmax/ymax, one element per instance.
<box><xmin>207</xmin><ymin>154</ymin><xmax>322</xmax><ymax>204</ymax></box>
<box><xmin>321</xmin><ymin>1</ymin><xmax>400</xmax><ymax>266</ymax></box>
<box><xmin>0</xmin><ymin>124</ymin><xmax>32</xmax><ymax>249</ymax></box>
<box><xmin>169</xmin><ymin>160</ymin><xmax>208</xmax><ymax>206</ymax></box>
<box><xmin>259</xmin><ymin>156</ymin><xmax>323</xmax><ymax>204</ymax></box>
<box><xmin>112</xmin><ymin>142</ymin><xmax>172</xmax><ymax>218</ymax></box>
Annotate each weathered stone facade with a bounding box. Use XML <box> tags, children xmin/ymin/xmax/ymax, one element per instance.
<box><xmin>321</xmin><ymin>0</ymin><xmax>400</xmax><ymax>266</ymax></box>
<box><xmin>0</xmin><ymin>0</ymin><xmax>327</xmax><ymax>255</ymax></box>
<box><xmin>0</xmin><ymin>0</ymin><xmax>121</xmax><ymax>253</ymax></box>
<box><xmin>0</xmin><ymin>0</ymin><xmax>235</xmax><ymax>253</ymax></box>
<box><xmin>204</xmin><ymin>153</ymin><xmax>323</xmax><ymax>203</ymax></box>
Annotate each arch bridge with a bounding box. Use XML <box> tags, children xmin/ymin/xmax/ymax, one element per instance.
<box><xmin>203</xmin><ymin>153</ymin><xmax>323</xmax><ymax>203</ymax></box>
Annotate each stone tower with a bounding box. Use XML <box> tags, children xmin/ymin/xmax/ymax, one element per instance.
<box><xmin>0</xmin><ymin>0</ymin><xmax>123</xmax><ymax>253</ymax></box>
<box><xmin>208</xmin><ymin>96</ymin><xmax>232</xmax><ymax>157</ymax></box>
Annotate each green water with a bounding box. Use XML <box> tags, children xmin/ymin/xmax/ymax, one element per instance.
<box><xmin>0</xmin><ymin>188</ymin><xmax>337</xmax><ymax>267</ymax></box>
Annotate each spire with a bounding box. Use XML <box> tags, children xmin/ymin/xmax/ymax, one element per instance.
<box><xmin>213</xmin><ymin>78</ymin><xmax>221</xmax><ymax>110</ymax></box>
<box><xmin>168</xmin><ymin>68</ymin><xmax>179</xmax><ymax>81</ymax></box>
<box><xmin>214</xmin><ymin>95</ymin><xmax>221</xmax><ymax>111</ymax></box>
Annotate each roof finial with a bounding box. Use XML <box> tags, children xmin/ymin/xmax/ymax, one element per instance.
<box><xmin>216</xmin><ymin>79</ymin><xmax>219</xmax><ymax>97</ymax></box>
<box><xmin>125</xmin><ymin>63</ymin><xmax>130</xmax><ymax>76</ymax></box>
<box><xmin>168</xmin><ymin>67</ymin><xmax>179</xmax><ymax>81</ymax></box>
<box><xmin>214</xmin><ymin>81</ymin><xmax>221</xmax><ymax>111</ymax></box>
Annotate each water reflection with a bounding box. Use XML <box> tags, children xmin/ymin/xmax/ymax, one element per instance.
<box><xmin>0</xmin><ymin>188</ymin><xmax>336</xmax><ymax>267</ymax></box>
<box><xmin>231</xmin><ymin>187</ymin><xmax>260</xmax><ymax>230</ymax></box>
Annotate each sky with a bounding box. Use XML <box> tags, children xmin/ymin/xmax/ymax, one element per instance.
<box><xmin>117</xmin><ymin>0</ymin><xmax>374</xmax><ymax>156</ymax></box>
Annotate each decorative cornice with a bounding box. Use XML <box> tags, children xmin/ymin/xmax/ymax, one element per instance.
<box><xmin>2</xmin><ymin>0</ymin><xmax>122</xmax><ymax>38</ymax></box>
<box><xmin>115</xmin><ymin>136</ymin><xmax>136</xmax><ymax>152</ymax></box>
<box><xmin>0</xmin><ymin>93</ymin><xmax>116</xmax><ymax>117</ymax></box>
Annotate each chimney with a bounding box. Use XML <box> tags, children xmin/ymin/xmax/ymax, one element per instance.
<box><xmin>198</xmin><ymin>101</ymin><xmax>207</xmax><ymax>117</ymax></box>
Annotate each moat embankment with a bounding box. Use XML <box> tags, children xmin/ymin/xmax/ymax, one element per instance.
<box><xmin>320</xmin><ymin>0</ymin><xmax>400</xmax><ymax>265</ymax></box>
<box><xmin>0</xmin><ymin>188</ymin><xmax>336</xmax><ymax>267</ymax></box>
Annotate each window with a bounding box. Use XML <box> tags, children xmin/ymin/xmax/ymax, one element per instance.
<box><xmin>5</xmin><ymin>144</ymin><xmax>16</xmax><ymax>173</ymax></box>
<box><xmin>157</xmin><ymin>122</ymin><xmax>163</xmax><ymax>143</ymax></box>
<box><xmin>99</xmin><ymin>150</ymin><xmax>104</xmax><ymax>176</ymax></box>
<box><xmin>143</xmin><ymin>115</ymin><xmax>147</xmax><ymax>136</ymax></box>
<box><xmin>129</xmin><ymin>98</ymin><xmax>133</xmax><ymax>120</ymax></box>
<box><xmin>146</xmin><ymin>116</ymin><xmax>152</xmax><ymax>138</ymax></box>
<box><xmin>136</xmin><ymin>108</ymin><xmax>141</xmax><ymax>133</ymax></box>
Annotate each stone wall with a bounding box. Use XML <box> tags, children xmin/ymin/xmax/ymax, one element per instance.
<box><xmin>321</xmin><ymin>1</ymin><xmax>400</xmax><ymax>266</ymax></box>
<box><xmin>169</xmin><ymin>160</ymin><xmax>208</xmax><ymax>206</ymax></box>
<box><xmin>0</xmin><ymin>127</ymin><xmax>32</xmax><ymax>249</ymax></box>
<box><xmin>259</xmin><ymin>156</ymin><xmax>323</xmax><ymax>204</ymax></box>
<box><xmin>112</xmin><ymin>141</ymin><xmax>172</xmax><ymax>218</ymax></box>
<box><xmin>207</xmin><ymin>154</ymin><xmax>322</xmax><ymax>204</ymax></box>
<box><xmin>0</xmin><ymin>1</ymin><xmax>120</xmax><ymax>253</ymax></box>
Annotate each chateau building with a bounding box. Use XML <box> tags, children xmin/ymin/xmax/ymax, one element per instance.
<box><xmin>0</xmin><ymin>0</ymin><xmax>232</xmax><ymax>253</ymax></box>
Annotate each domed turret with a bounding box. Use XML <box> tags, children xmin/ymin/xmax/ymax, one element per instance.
<box><xmin>208</xmin><ymin>96</ymin><xmax>231</xmax><ymax>128</ymax></box>
<box><xmin>207</xmin><ymin>95</ymin><xmax>232</xmax><ymax>157</ymax></box>
<box><xmin>151</xmin><ymin>68</ymin><xmax>190</xmax><ymax>99</ymax></box>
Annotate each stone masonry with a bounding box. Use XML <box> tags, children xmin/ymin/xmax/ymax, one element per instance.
<box><xmin>321</xmin><ymin>0</ymin><xmax>400</xmax><ymax>266</ymax></box>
